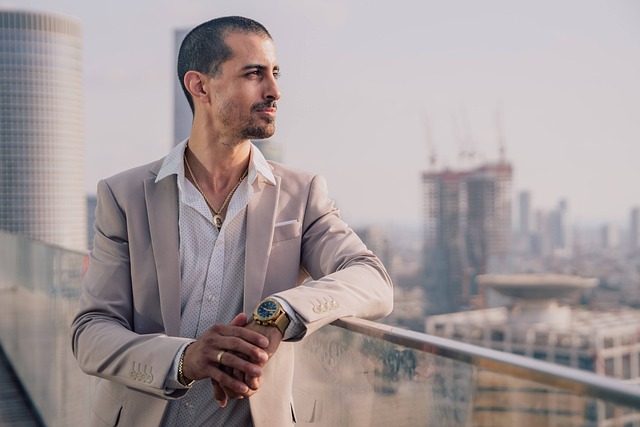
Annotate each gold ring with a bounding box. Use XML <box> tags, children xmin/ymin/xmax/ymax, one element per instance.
<box><xmin>216</xmin><ymin>350</ymin><xmax>226</xmax><ymax>364</ymax></box>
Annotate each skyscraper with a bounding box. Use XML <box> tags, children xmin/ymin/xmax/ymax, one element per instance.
<box><xmin>0</xmin><ymin>10</ymin><xmax>86</xmax><ymax>250</ymax></box>
<box><xmin>549</xmin><ymin>198</ymin><xmax>571</xmax><ymax>254</ymax></box>
<box><xmin>518</xmin><ymin>191</ymin><xmax>530</xmax><ymax>237</ymax></box>
<box><xmin>630</xmin><ymin>207</ymin><xmax>640</xmax><ymax>253</ymax></box>
<box><xmin>174</xmin><ymin>29</ymin><xmax>191</xmax><ymax>145</ymax></box>
<box><xmin>86</xmin><ymin>194</ymin><xmax>97</xmax><ymax>250</ymax></box>
<box><xmin>422</xmin><ymin>161</ymin><xmax>512</xmax><ymax>313</ymax></box>
<box><xmin>601</xmin><ymin>223</ymin><xmax>619</xmax><ymax>250</ymax></box>
<box><xmin>252</xmin><ymin>139</ymin><xmax>283</xmax><ymax>162</ymax></box>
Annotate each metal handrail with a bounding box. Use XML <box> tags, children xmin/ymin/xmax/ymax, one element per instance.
<box><xmin>334</xmin><ymin>317</ymin><xmax>640</xmax><ymax>409</ymax></box>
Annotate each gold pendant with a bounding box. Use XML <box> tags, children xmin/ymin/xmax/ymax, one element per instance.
<box><xmin>213</xmin><ymin>214</ymin><xmax>223</xmax><ymax>230</ymax></box>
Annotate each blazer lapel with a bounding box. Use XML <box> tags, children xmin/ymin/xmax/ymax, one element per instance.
<box><xmin>244</xmin><ymin>175</ymin><xmax>279</xmax><ymax>314</ymax></box>
<box><xmin>144</xmin><ymin>174</ymin><xmax>181</xmax><ymax>337</ymax></box>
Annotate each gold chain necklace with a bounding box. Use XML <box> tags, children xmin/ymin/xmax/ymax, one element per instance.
<box><xmin>184</xmin><ymin>152</ymin><xmax>248</xmax><ymax>230</ymax></box>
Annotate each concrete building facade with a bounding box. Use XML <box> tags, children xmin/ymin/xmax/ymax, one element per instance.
<box><xmin>426</xmin><ymin>274</ymin><xmax>640</xmax><ymax>426</ymax></box>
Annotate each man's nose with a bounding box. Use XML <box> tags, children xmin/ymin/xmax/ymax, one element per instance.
<box><xmin>264</xmin><ymin>75</ymin><xmax>281</xmax><ymax>101</ymax></box>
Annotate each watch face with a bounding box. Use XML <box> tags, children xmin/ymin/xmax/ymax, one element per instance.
<box><xmin>257</xmin><ymin>299</ymin><xmax>279</xmax><ymax>319</ymax></box>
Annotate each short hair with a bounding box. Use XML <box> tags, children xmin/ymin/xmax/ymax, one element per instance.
<box><xmin>178</xmin><ymin>16</ymin><xmax>272</xmax><ymax>113</ymax></box>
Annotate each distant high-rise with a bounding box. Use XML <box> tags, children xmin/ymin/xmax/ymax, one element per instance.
<box><xmin>174</xmin><ymin>29</ymin><xmax>191</xmax><ymax>145</ymax></box>
<box><xmin>549</xmin><ymin>198</ymin><xmax>571</xmax><ymax>254</ymax></box>
<box><xmin>422</xmin><ymin>161</ymin><xmax>512</xmax><ymax>313</ymax></box>
<box><xmin>518</xmin><ymin>191</ymin><xmax>531</xmax><ymax>237</ymax></box>
<box><xmin>0</xmin><ymin>10</ymin><xmax>86</xmax><ymax>250</ymax></box>
<box><xmin>252</xmin><ymin>139</ymin><xmax>284</xmax><ymax>162</ymax></box>
<box><xmin>601</xmin><ymin>223</ymin><xmax>619</xmax><ymax>250</ymax></box>
<box><xmin>87</xmin><ymin>195</ymin><xmax>97</xmax><ymax>250</ymax></box>
<box><xmin>355</xmin><ymin>225</ymin><xmax>392</xmax><ymax>273</ymax></box>
<box><xmin>631</xmin><ymin>207</ymin><xmax>640</xmax><ymax>252</ymax></box>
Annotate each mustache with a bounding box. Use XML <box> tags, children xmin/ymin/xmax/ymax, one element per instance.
<box><xmin>252</xmin><ymin>101</ymin><xmax>277</xmax><ymax>110</ymax></box>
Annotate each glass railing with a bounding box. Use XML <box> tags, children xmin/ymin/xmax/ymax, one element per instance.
<box><xmin>296</xmin><ymin>318</ymin><xmax>640</xmax><ymax>426</ymax></box>
<box><xmin>0</xmin><ymin>231</ymin><xmax>93</xmax><ymax>427</ymax></box>
<box><xmin>1</xmin><ymin>230</ymin><xmax>639</xmax><ymax>426</ymax></box>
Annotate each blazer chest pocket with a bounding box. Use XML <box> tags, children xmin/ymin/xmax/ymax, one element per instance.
<box><xmin>272</xmin><ymin>220</ymin><xmax>301</xmax><ymax>245</ymax></box>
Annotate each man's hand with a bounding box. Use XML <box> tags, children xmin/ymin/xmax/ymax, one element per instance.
<box><xmin>181</xmin><ymin>313</ymin><xmax>269</xmax><ymax>407</ymax></box>
<box><xmin>244</xmin><ymin>320</ymin><xmax>283</xmax><ymax>358</ymax></box>
<box><xmin>230</xmin><ymin>319</ymin><xmax>283</xmax><ymax>392</ymax></box>
<box><xmin>214</xmin><ymin>318</ymin><xmax>284</xmax><ymax>406</ymax></box>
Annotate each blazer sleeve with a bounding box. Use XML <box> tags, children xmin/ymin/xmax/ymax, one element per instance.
<box><xmin>70</xmin><ymin>179</ymin><xmax>190</xmax><ymax>399</ymax></box>
<box><xmin>273</xmin><ymin>174</ymin><xmax>393</xmax><ymax>337</ymax></box>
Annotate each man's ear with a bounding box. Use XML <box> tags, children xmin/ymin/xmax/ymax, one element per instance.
<box><xmin>184</xmin><ymin>71</ymin><xmax>209</xmax><ymax>105</ymax></box>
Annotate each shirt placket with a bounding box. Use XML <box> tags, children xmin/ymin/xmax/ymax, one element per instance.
<box><xmin>196</xmin><ymin>232</ymin><xmax>226</xmax><ymax>337</ymax></box>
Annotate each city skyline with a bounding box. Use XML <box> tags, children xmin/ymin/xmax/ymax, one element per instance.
<box><xmin>2</xmin><ymin>0</ymin><xmax>639</xmax><ymax>227</ymax></box>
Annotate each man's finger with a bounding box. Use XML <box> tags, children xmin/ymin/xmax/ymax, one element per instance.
<box><xmin>230</xmin><ymin>313</ymin><xmax>248</xmax><ymax>327</ymax></box>
<box><xmin>212</xmin><ymin>380</ymin><xmax>228</xmax><ymax>408</ymax></box>
<box><xmin>210</xmin><ymin>323</ymin><xmax>269</xmax><ymax>350</ymax></box>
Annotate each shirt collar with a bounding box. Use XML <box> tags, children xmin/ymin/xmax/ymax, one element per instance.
<box><xmin>155</xmin><ymin>138</ymin><xmax>276</xmax><ymax>186</ymax></box>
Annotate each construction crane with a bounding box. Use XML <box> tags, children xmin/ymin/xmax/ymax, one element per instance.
<box><xmin>453</xmin><ymin>107</ymin><xmax>479</xmax><ymax>168</ymax></box>
<box><xmin>495</xmin><ymin>102</ymin><xmax>507</xmax><ymax>164</ymax></box>
<box><xmin>425</xmin><ymin>115</ymin><xmax>437</xmax><ymax>170</ymax></box>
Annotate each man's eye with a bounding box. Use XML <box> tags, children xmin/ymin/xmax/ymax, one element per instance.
<box><xmin>273</xmin><ymin>71</ymin><xmax>281</xmax><ymax>79</ymax></box>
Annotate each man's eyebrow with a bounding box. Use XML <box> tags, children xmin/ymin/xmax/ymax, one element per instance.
<box><xmin>241</xmin><ymin>64</ymin><xmax>280</xmax><ymax>72</ymax></box>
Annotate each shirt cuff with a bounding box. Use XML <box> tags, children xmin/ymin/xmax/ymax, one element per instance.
<box><xmin>271</xmin><ymin>296</ymin><xmax>307</xmax><ymax>341</ymax></box>
<box><xmin>164</xmin><ymin>341</ymin><xmax>195</xmax><ymax>393</ymax></box>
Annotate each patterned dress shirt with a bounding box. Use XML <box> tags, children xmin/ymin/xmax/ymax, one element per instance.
<box><xmin>159</xmin><ymin>140</ymin><xmax>287</xmax><ymax>426</ymax></box>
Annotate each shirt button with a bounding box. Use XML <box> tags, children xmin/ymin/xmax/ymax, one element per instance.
<box><xmin>206</xmin><ymin>294</ymin><xmax>214</xmax><ymax>302</ymax></box>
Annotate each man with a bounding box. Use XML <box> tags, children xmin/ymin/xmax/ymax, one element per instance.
<box><xmin>71</xmin><ymin>16</ymin><xmax>393</xmax><ymax>427</ymax></box>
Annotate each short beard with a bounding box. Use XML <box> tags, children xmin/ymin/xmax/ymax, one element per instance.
<box><xmin>241</xmin><ymin>119</ymin><xmax>276</xmax><ymax>140</ymax></box>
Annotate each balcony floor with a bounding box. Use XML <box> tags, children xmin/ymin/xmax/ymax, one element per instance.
<box><xmin>0</xmin><ymin>345</ymin><xmax>42</xmax><ymax>427</ymax></box>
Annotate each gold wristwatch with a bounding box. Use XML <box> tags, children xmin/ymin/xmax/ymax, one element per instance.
<box><xmin>253</xmin><ymin>298</ymin><xmax>290</xmax><ymax>336</ymax></box>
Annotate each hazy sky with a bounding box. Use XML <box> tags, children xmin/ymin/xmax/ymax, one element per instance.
<box><xmin>4</xmin><ymin>0</ymin><xmax>640</xmax><ymax>227</ymax></box>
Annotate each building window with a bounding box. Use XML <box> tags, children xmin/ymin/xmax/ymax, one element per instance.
<box><xmin>578</xmin><ymin>356</ymin><xmax>595</xmax><ymax>372</ymax></box>
<box><xmin>605</xmin><ymin>357</ymin><xmax>614</xmax><ymax>376</ymax></box>
<box><xmin>554</xmin><ymin>353</ymin><xmax>571</xmax><ymax>367</ymax></box>
<box><xmin>533</xmin><ymin>351</ymin><xmax>547</xmax><ymax>361</ymax></box>
<box><xmin>535</xmin><ymin>332</ymin><xmax>548</xmax><ymax>346</ymax></box>
<box><xmin>622</xmin><ymin>355</ymin><xmax>631</xmax><ymax>379</ymax></box>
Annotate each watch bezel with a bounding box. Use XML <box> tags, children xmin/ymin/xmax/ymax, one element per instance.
<box><xmin>254</xmin><ymin>298</ymin><xmax>281</xmax><ymax>322</ymax></box>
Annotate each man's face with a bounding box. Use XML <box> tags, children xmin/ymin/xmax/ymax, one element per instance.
<box><xmin>206</xmin><ymin>32</ymin><xmax>281</xmax><ymax>141</ymax></box>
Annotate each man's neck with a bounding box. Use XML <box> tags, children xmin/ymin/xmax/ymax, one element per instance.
<box><xmin>186</xmin><ymin>127</ymin><xmax>251</xmax><ymax>194</ymax></box>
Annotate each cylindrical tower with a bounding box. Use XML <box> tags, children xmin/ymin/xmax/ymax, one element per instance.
<box><xmin>0</xmin><ymin>10</ymin><xmax>86</xmax><ymax>250</ymax></box>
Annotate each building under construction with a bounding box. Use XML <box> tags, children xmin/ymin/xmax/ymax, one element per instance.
<box><xmin>422</xmin><ymin>160</ymin><xmax>512</xmax><ymax>314</ymax></box>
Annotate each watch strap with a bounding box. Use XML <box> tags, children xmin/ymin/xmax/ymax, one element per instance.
<box><xmin>273</xmin><ymin>309</ymin><xmax>290</xmax><ymax>336</ymax></box>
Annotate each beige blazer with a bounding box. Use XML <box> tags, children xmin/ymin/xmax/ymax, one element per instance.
<box><xmin>71</xmin><ymin>157</ymin><xmax>393</xmax><ymax>427</ymax></box>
